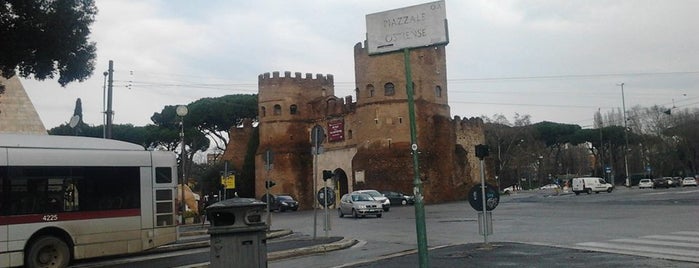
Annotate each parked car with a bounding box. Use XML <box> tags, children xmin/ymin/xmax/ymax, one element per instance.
<box><xmin>381</xmin><ymin>190</ymin><xmax>415</xmax><ymax>205</ymax></box>
<box><xmin>338</xmin><ymin>192</ymin><xmax>382</xmax><ymax>218</ymax></box>
<box><xmin>502</xmin><ymin>185</ymin><xmax>518</xmax><ymax>194</ymax></box>
<box><xmin>652</xmin><ymin>177</ymin><xmax>672</xmax><ymax>188</ymax></box>
<box><xmin>671</xmin><ymin>177</ymin><xmax>682</xmax><ymax>187</ymax></box>
<box><xmin>638</xmin><ymin>179</ymin><xmax>653</xmax><ymax>189</ymax></box>
<box><xmin>355</xmin><ymin>189</ymin><xmax>391</xmax><ymax>211</ymax></box>
<box><xmin>681</xmin><ymin>177</ymin><xmax>698</xmax><ymax>187</ymax></box>
<box><xmin>270</xmin><ymin>195</ymin><xmax>299</xmax><ymax>212</ymax></box>
<box><xmin>539</xmin><ymin>184</ymin><xmax>560</xmax><ymax>190</ymax></box>
<box><xmin>572</xmin><ymin>177</ymin><xmax>613</xmax><ymax>195</ymax></box>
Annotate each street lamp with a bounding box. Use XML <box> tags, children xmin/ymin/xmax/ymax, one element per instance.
<box><xmin>176</xmin><ymin>105</ymin><xmax>188</xmax><ymax>224</ymax></box>
<box><xmin>618</xmin><ymin>83</ymin><xmax>630</xmax><ymax>187</ymax></box>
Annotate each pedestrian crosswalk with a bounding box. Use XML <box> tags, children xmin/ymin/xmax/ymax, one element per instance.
<box><xmin>573</xmin><ymin>231</ymin><xmax>699</xmax><ymax>263</ymax></box>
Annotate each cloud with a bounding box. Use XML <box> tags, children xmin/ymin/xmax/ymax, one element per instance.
<box><xmin>17</xmin><ymin>0</ymin><xmax>699</xmax><ymax>130</ymax></box>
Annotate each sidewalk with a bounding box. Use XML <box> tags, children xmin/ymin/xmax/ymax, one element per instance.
<box><xmin>153</xmin><ymin>223</ymin><xmax>357</xmax><ymax>261</ymax></box>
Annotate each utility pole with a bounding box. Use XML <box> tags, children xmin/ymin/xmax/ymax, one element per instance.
<box><xmin>619</xmin><ymin>83</ymin><xmax>630</xmax><ymax>187</ymax></box>
<box><xmin>106</xmin><ymin>60</ymin><xmax>114</xmax><ymax>139</ymax></box>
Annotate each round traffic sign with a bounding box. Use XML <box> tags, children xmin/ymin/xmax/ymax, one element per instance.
<box><xmin>317</xmin><ymin>187</ymin><xmax>336</xmax><ymax>207</ymax></box>
<box><xmin>468</xmin><ymin>183</ymin><xmax>499</xmax><ymax>211</ymax></box>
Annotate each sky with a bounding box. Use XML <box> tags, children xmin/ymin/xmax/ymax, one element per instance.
<box><xmin>20</xmin><ymin>0</ymin><xmax>699</xmax><ymax>130</ymax></box>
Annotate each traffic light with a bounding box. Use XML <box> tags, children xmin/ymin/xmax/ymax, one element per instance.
<box><xmin>322</xmin><ymin>170</ymin><xmax>334</xmax><ymax>181</ymax></box>
<box><xmin>475</xmin><ymin>144</ymin><xmax>489</xmax><ymax>159</ymax></box>
<box><xmin>265</xmin><ymin>180</ymin><xmax>276</xmax><ymax>189</ymax></box>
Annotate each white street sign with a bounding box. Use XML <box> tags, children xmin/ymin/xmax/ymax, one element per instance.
<box><xmin>366</xmin><ymin>0</ymin><xmax>448</xmax><ymax>54</ymax></box>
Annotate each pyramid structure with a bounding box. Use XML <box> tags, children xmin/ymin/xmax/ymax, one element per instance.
<box><xmin>0</xmin><ymin>75</ymin><xmax>47</xmax><ymax>134</ymax></box>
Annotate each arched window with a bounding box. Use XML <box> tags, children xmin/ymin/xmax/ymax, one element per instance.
<box><xmin>290</xmin><ymin>104</ymin><xmax>298</xmax><ymax>115</ymax></box>
<box><xmin>273</xmin><ymin>104</ymin><xmax>281</xmax><ymax>115</ymax></box>
<box><xmin>435</xmin><ymin>86</ymin><xmax>442</xmax><ymax>97</ymax></box>
<box><xmin>367</xmin><ymin>84</ymin><xmax>375</xmax><ymax>98</ymax></box>
<box><xmin>384</xmin><ymin>83</ymin><xmax>395</xmax><ymax>96</ymax></box>
<box><xmin>260</xmin><ymin>107</ymin><xmax>266</xmax><ymax>117</ymax></box>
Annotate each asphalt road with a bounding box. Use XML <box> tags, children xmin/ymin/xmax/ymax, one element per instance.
<box><xmin>271</xmin><ymin>186</ymin><xmax>699</xmax><ymax>267</ymax></box>
<box><xmin>69</xmin><ymin>186</ymin><xmax>699</xmax><ymax>267</ymax></box>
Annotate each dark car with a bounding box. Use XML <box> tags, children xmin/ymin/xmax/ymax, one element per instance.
<box><xmin>270</xmin><ymin>195</ymin><xmax>299</xmax><ymax>212</ymax></box>
<box><xmin>381</xmin><ymin>191</ymin><xmax>415</xmax><ymax>206</ymax></box>
<box><xmin>652</xmin><ymin>177</ymin><xmax>672</xmax><ymax>189</ymax></box>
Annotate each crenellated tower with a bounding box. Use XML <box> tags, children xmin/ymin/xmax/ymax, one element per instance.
<box><xmin>255</xmin><ymin>71</ymin><xmax>335</xmax><ymax>208</ymax></box>
<box><xmin>350</xmin><ymin>41</ymin><xmax>463</xmax><ymax>202</ymax></box>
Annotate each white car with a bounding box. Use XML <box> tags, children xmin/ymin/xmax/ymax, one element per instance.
<box><xmin>355</xmin><ymin>190</ymin><xmax>391</xmax><ymax>211</ymax></box>
<box><xmin>539</xmin><ymin>184</ymin><xmax>560</xmax><ymax>190</ymax></box>
<box><xmin>638</xmin><ymin>179</ymin><xmax>653</xmax><ymax>189</ymax></box>
<box><xmin>681</xmin><ymin>177</ymin><xmax>698</xmax><ymax>187</ymax></box>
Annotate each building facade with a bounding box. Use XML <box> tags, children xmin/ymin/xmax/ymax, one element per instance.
<box><xmin>224</xmin><ymin>41</ymin><xmax>488</xmax><ymax>209</ymax></box>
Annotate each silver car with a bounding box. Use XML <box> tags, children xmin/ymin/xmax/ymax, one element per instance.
<box><xmin>355</xmin><ymin>189</ymin><xmax>391</xmax><ymax>211</ymax></box>
<box><xmin>338</xmin><ymin>192</ymin><xmax>383</xmax><ymax>218</ymax></box>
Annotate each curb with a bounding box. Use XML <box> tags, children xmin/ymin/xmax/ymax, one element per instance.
<box><xmin>268</xmin><ymin>237</ymin><xmax>359</xmax><ymax>261</ymax></box>
<box><xmin>156</xmin><ymin>229</ymin><xmax>294</xmax><ymax>253</ymax></box>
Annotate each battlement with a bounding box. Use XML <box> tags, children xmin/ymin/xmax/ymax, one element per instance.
<box><xmin>258</xmin><ymin>71</ymin><xmax>334</xmax><ymax>86</ymax></box>
<box><xmin>453</xmin><ymin>116</ymin><xmax>484</xmax><ymax>130</ymax></box>
<box><xmin>354</xmin><ymin>41</ymin><xmax>367</xmax><ymax>54</ymax></box>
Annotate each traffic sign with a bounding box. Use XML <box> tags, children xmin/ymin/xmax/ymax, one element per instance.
<box><xmin>317</xmin><ymin>187</ymin><xmax>336</xmax><ymax>207</ymax></box>
<box><xmin>468</xmin><ymin>183</ymin><xmax>499</xmax><ymax>211</ymax></box>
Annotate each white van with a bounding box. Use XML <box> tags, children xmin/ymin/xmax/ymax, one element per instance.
<box><xmin>572</xmin><ymin>177</ymin><xmax>614</xmax><ymax>195</ymax></box>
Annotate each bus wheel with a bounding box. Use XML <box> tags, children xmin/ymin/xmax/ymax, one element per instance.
<box><xmin>25</xmin><ymin>236</ymin><xmax>70</xmax><ymax>268</ymax></box>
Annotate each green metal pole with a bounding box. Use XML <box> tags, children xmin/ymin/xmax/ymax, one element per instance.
<box><xmin>404</xmin><ymin>48</ymin><xmax>429</xmax><ymax>268</ymax></box>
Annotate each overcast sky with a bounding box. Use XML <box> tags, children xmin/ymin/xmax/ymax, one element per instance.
<box><xmin>21</xmin><ymin>0</ymin><xmax>699</xmax><ymax>129</ymax></box>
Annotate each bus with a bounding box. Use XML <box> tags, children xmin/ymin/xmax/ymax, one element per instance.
<box><xmin>0</xmin><ymin>134</ymin><xmax>178</xmax><ymax>268</ymax></box>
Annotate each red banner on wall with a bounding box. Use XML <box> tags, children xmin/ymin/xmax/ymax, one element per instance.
<box><xmin>327</xmin><ymin>119</ymin><xmax>344</xmax><ymax>142</ymax></box>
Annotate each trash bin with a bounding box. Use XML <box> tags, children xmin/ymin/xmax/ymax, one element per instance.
<box><xmin>207</xmin><ymin>197</ymin><xmax>268</xmax><ymax>268</ymax></box>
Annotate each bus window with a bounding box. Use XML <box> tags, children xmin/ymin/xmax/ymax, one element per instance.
<box><xmin>7</xmin><ymin>166</ymin><xmax>140</xmax><ymax>213</ymax></box>
<box><xmin>155</xmin><ymin>167</ymin><xmax>172</xmax><ymax>183</ymax></box>
<box><xmin>63</xmin><ymin>179</ymin><xmax>79</xmax><ymax>211</ymax></box>
<box><xmin>0</xmin><ymin>167</ymin><xmax>5</xmax><ymax>215</ymax></box>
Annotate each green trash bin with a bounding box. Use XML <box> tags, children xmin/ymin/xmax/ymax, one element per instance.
<box><xmin>207</xmin><ymin>197</ymin><xmax>268</xmax><ymax>268</ymax></box>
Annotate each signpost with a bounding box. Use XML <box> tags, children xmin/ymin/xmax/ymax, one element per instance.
<box><xmin>473</xmin><ymin>144</ymin><xmax>497</xmax><ymax>244</ymax></box>
<box><xmin>264</xmin><ymin>149</ymin><xmax>273</xmax><ymax>230</ymax></box>
<box><xmin>311</xmin><ymin>125</ymin><xmax>325</xmax><ymax>239</ymax></box>
<box><xmin>365</xmin><ymin>1</ymin><xmax>448</xmax><ymax>267</ymax></box>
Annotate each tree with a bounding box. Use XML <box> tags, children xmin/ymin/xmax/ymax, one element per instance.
<box><xmin>187</xmin><ymin>94</ymin><xmax>258</xmax><ymax>151</ymax></box>
<box><xmin>150</xmin><ymin>105</ymin><xmax>210</xmax><ymax>182</ymax></box>
<box><xmin>0</xmin><ymin>0</ymin><xmax>97</xmax><ymax>86</ymax></box>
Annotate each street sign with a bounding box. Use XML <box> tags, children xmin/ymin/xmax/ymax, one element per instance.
<box><xmin>468</xmin><ymin>184</ymin><xmax>499</xmax><ymax>211</ymax></box>
<box><xmin>264</xmin><ymin>149</ymin><xmax>274</xmax><ymax>171</ymax></box>
<box><xmin>221</xmin><ymin>174</ymin><xmax>235</xmax><ymax>189</ymax></box>
<box><xmin>311</xmin><ymin>125</ymin><xmax>325</xmax><ymax>155</ymax></box>
<box><xmin>605</xmin><ymin>166</ymin><xmax>612</xmax><ymax>174</ymax></box>
<box><xmin>317</xmin><ymin>187</ymin><xmax>336</xmax><ymax>207</ymax></box>
<box><xmin>366</xmin><ymin>0</ymin><xmax>448</xmax><ymax>54</ymax></box>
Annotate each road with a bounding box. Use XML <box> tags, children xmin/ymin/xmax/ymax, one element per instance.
<box><xmin>271</xmin><ymin>186</ymin><xmax>699</xmax><ymax>267</ymax></box>
<box><xmin>70</xmin><ymin>186</ymin><xmax>699</xmax><ymax>267</ymax></box>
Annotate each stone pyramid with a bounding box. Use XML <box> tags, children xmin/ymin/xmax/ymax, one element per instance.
<box><xmin>0</xmin><ymin>75</ymin><xmax>47</xmax><ymax>134</ymax></box>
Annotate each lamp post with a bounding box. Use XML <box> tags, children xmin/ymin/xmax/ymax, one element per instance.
<box><xmin>618</xmin><ymin>83</ymin><xmax>630</xmax><ymax>187</ymax></box>
<box><xmin>176</xmin><ymin>105</ymin><xmax>188</xmax><ymax>224</ymax></box>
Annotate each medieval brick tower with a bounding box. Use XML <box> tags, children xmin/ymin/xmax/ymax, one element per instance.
<box><xmin>351</xmin><ymin>41</ymin><xmax>471</xmax><ymax>202</ymax></box>
<box><xmin>236</xmin><ymin>41</ymin><xmax>486</xmax><ymax>210</ymax></box>
<box><xmin>255</xmin><ymin>72</ymin><xmax>337</xmax><ymax>208</ymax></box>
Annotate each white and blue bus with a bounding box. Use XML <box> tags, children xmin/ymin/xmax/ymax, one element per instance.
<box><xmin>0</xmin><ymin>134</ymin><xmax>178</xmax><ymax>268</ymax></box>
